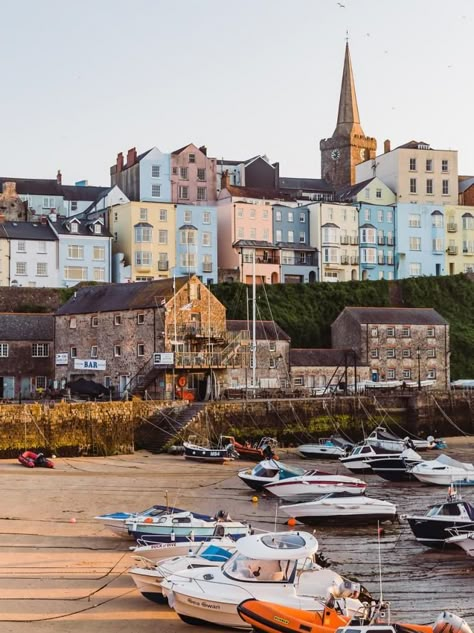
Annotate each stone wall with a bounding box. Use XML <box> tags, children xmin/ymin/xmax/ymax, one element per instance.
<box><xmin>0</xmin><ymin>287</ymin><xmax>64</xmax><ymax>312</ymax></box>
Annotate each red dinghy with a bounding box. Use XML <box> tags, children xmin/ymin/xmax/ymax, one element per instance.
<box><xmin>18</xmin><ymin>451</ymin><xmax>54</xmax><ymax>468</ymax></box>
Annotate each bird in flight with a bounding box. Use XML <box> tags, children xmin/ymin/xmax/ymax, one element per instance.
<box><xmin>337</xmin><ymin>2</ymin><xmax>345</xmax><ymax>7</ymax></box>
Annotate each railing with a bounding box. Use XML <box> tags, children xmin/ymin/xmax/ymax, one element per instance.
<box><xmin>377</xmin><ymin>236</ymin><xmax>386</xmax><ymax>245</ymax></box>
<box><xmin>387</xmin><ymin>237</ymin><xmax>395</xmax><ymax>245</ymax></box>
<box><xmin>340</xmin><ymin>236</ymin><xmax>350</xmax><ymax>245</ymax></box>
<box><xmin>378</xmin><ymin>256</ymin><xmax>385</xmax><ymax>265</ymax></box>
<box><xmin>123</xmin><ymin>355</ymin><xmax>155</xmax><ymax>395</ymax></box>
<box><xmin>350</xmin><ymin>236</ymin><xmax>359</xmax><ymax>245</ymax></box>
<box><xmin>175</xmin><ymin>351</ymin><xmax>245</xmax><ymax>369</ymax></box>
<box><xmin>166</xmin><ymin>324</ymin><xmax>227</xmax><ymax>340</ymax></box>
<box><xmin>202</xmin><ymin>263</ymin><xmax>213</xmax><ymax>273</ymax></box>
<box><xmin>463</xmin><ymin>248</ymin><xmax>474</xmax><ymax>256</ymax></box>
<box><xmin>350</xmin><ymin>256</ymin><xmax>359</xmax><ymax>264</ymax></box>
<box><xmin>447</xmin><ymin>223</ymin><xmax>458</xmax><ymax>232</ymax></box>
<box><xmin>340</xmin><ymin>255</ymin><xmax>349</xmax><ymax>264</ymax></box>
<box><xmin>157</xmin><ymin>261</ymin><xmax>169</xmax><ymax>271</ymax></box>
<box><xmin>281</xmin><ymin>257</ymin><xmax>315</xmax><ymax>266</ymax></box>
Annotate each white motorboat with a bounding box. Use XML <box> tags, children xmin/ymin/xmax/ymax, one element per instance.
<box><xmin>366</xmin><ymin>426</ymin><xmax>439</xmax><ymax>452</ymax></box>
<box><xmin>281</xmin><ymin>492</ymin><xmax>397</xmax><ymax>524</ymax></box>
<box><xmin>339</xmin><ymin>444</ymin><xmax>395</xmax><ymax>474</ymax></box>
<box><xmin>410</xmin><ymin>455</ymin><xmax>474</xmax><ymax>486</ymax></box>
<box><xmin>363</xmin><ymin>447</ymin><xmax>424</xmax><ymax>482</ymax></box>
<box><xmin>238</xmin><ymin>460</ymin><xmax>305</xmax><ymax>492</ymax></box>
<box><xmin>94</xmin><ymin>504</ymin><xmax>185</xmax><ymax>538</ymax></box>
<box><xmin>130</xmin><ymin>540</ymin><xmax>236</xmax><ymax>603</ymax></box>
<box><xmin>126</xmin><ymin>510</ymin><xmax>250</xmax><ymax>544</ymax></box>
<box><xmin>296</xmin><ymin>436</ymin><xmax>353</xmax><ymax>459</ymax></box>
<box><xmin>263</xmin><ymin>469</ymin><xmax>366</xmax><ymax>502</ymax></box>
<box><xmin>445</xmin><ymin>529</ymin><xmax>474</xmax><ymax>557</ymax></box>
<box><xmin>161</xmin><ymin>531</ymin><xmax>364</xmax><ymax>629</ymax></box>
<box><xmin>132</xmin><ymin>535</ymin><xmax>237</xmax><ymax>563</ymax></box>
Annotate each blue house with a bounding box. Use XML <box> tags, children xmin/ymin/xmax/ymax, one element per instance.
<box><xmin>175</xmin><ymin>204</ymin><xmax>218</xmax><ymax>284</ymax></box>
<box><xmin>395</xmin><ymin>203</ymin><xmax>445</xmax><ymax>279</ymax></box>
<box><xmin>110</xmin><ymin>146</ymin><xmax>172</xmax><ymax>203</ymax></box>
<box><xmin>273</xmin><ymin>204</ymin><xmax>319</xmax><ymax>283</ymax></box>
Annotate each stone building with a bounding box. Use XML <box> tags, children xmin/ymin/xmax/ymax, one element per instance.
<box><xmin>290</xmin><ymin>348</ymin><xmax>370</xmax><ymax>393</ymax></box>
<box><xmin>0</xmin><ymin>182</ymin><xmax>27</xmax><ymax>221</ymax></box>
<box><xmin>331</xmin><ymin>307</ymin><xmax>449</xmax><ymax>389</ymax></box>
<box><xmin>0</xmin><ymin>313</ymin><xmax>54</xmax><ymax>399</ymax></box>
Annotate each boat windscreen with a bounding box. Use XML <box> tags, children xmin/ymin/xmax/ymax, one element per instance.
<box><xmin>278</xmin><ymin>464</ymin><xmax>306</xmax><ymax>478</ymax></box>
<box><xmin>261</xmin><ymin>533</ymin><xmax>307</xmax><ymax>549</ymax></box>
<box><xmin>224</xmin><ymin>553</ymin><xmax>296</xmax><ymax>581</ymax></box>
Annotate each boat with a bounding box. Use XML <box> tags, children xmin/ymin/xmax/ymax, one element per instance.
<box><xmin>130</xmin><ymin>540</ymin><xmax>236</xmax><ymax>604</ymax></box>
<box><xmin>95</xmin><ymin>504</ymin><xmax>186</xmax><ymax>537</ymax></box>
<box><xmin>366</xmin><ymin>426</ymin><xmax>444</xmax><ymax>452</ymax></box>
<box><xmin>263</xmin><ymin>469</ymin><xmax>367</xmax><ymax>503</ymax></box>
<box><xmin>18</xmin><ymin>451</ymin><xmax>54</xmax><ymax>468</ymax></box>
<box><xmin>126</xmin><ymin>509</ymin><xmax>250</xmax><ymax>544</ymax></box>
<box><xmin>445</xmin><ymin>529</ymin><xmax>474</xmax><ymax>557</ymax></box>
<box><xmin>237</xmin><ymin>598</ymin><xmax>351</xmax><ymax>633</ymax></box>
<box><xmin>405</xmin><ymin>489</ymin><xmax>474</xmax><ymax>549</ymax></box>
<box><xmin>132</xmin><ymin>535</ymin><xmax>237</xmax><ymax>563</ymax></box>
<box><xmin>339</xmin><ymin>443</ymin><xmax>396</xmax><ymax>474</ymax></box>
<box><xmin>220</xmin><ymin>436</ymin><xmax>279</xmax><ymax>461</ymax></box>
<box><xmin>161</xmin><ymin>531</ymin><xmax>365</xmax><ymax>629</ymax></box>
<box><xmin>297</xmin><ymin>436</ymin><xmax>354</xmax><ymax>459</ymax></box>
<box><xmin>364</xmin><ymin>447</ymin><xmax>424</xmax><ymax>482</ymax></box>
<box><xmin>410</xmin><ymin>455</ymin><xmax>474</xmax><ymax>486</ymax></box>
<box><xmin>238</xmin><ymin>459</ymin><xmax>306</xmax><ymax>492</ymax></box>
<box><xmin>183</xmin><ymin>440</ymin><xmax>238</xmax><ymax>463</ymax></box>
<box><xmin>281</xmin><ymin>492</ymin><xmax>397</xmax><ymax>524</ymax></box>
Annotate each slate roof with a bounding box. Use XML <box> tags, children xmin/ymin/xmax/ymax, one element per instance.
<box><xmin>224</xmin><ymin>184</ymin><xmax>295</xmax><ymax>201</ymax></box>
<box><xmin>233</xmin><ymin>240</ymin><xmax>278</xmax><ymax>249</ymax></box>
<box><xmin>226</xmin><ymin>319</ymin><xmax>290</xmax><ymax>341</ymax></box>
<box><xmin>279</xmin><ymin>177</ymin><xmax>334</xmax><ymax>193</ymax></box>
<box><xmin>336</xmin><ymin>307</ymin><xmax>448</xmax><ymax>326</ymax></box>
<box><xmin>290</xmin><ymin>348</ymin><xmax>354</xmax><ymax>367</ymax></box>
<box><xmin>49</xmin><ymin>217</ymin><xmax>111</xmax><ymax>238</ymax></box>
<box><xmin>0</xmin><ymin>177</ymin><xmax>108</xmax><ymax>201</ymax></box>
<box><xmin>335</xmin><ymin>178</ymin><xmax>375</xmax><ymax>202</ymax></box>
<box><xmin>0</xmin><ymin>313</ymin><xmax>54</xmax><ymax>340</ymax></box>
<box><xmin>276</xmin><ymin>242</ymin><xmax>317</xmax><ymax>252</ymax></box>
<box><xmin>459</xmin><ymin>176</ymin><xmax>474</xmax><ymax>193</ymax></box>
<box><xmin>0</xmin><ymin>221</ymin><xmax>57</xmax><ymax>241</ymax></box>
<box><xmin>56</xmin><ymin>278</ymin><xmax>190</xmax><ymax>315</ymax></box>
<box><xmin>395</xmin><ymin>140</ymin><xmax>432</xmax><ymax>150</ymax></box>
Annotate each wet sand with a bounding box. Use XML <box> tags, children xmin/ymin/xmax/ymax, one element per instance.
<box><xmin>0</xmin><ymin>437</ymin><xmax>473</xmax><ymax>631</ymax></box>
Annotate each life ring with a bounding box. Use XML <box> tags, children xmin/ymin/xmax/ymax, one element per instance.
<box><xmin>177</xmin><ymin>376</ymin><xmax>187</xmax><ymax>388</ymax></box>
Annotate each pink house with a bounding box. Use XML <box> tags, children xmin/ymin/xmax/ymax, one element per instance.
<box><xmin>171</xmin><ymin>143</ymin><xmax>217</xmax><ymax>204</ymax></box>
<box><xmin>217</xmin><ymin>176</ymin><xmax>297</xmax><ymax>283</ymax></box>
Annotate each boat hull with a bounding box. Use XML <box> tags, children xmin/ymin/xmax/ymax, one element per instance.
<box><xmin>282</xmin><ymin>510</ymin><xmax>396</xmax><ymax>525</ymax></box>
<box><xmin>183</xmin><ymin>442</ymin><xmax>233</xmax><ymax>464</ymax></box>
<box><xmin>129</xmin><ymin>527</ymin><xmax>248</xmax><ymax>544</ymax></box>
<box><xmin>129</xmin><ymin>567</ymin><xmax>167</xmax><ymax>603</ymax></box>
<box><xmin>446</xmin><ymin>533</ymin><xmax>474</xmax><ymax>557</ymax></box>
<box><xmin>297</xmin><ymin>445</ymin><xmax>346</xmax><ymax>459</ymax></box>
<box><xmin>264</xmin><ymin>480</ymin><xmax>366</xmax><ymax>503</ymax></box>
<box><xmin>406</xmin><ymin>517</ymin><xmax>474</xmax><ymax>549</ymax></box>
<box><xmin>368</xmin><ymin>457</ymin><xmax>421</xmax><ymax>482</ymax></box>
<box><xmin>238</xmin><ymin>474</ymin><xmax>273</xmax><ymax>492</ymax></box>
<box><xmin>412</xmin><ymin>473</ymin><xmax>474</xmax><ymax>486</ymax></box>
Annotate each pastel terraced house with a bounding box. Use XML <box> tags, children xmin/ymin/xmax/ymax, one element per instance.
<box><xmin>171</xmin><ymin>144</ymin><xmax>217</xmax><ymax>205</ymax></box>
<box><xmin>444</xmin><ymin>205</ymin><xmax>474</xmax><ymax>275</ymax></box>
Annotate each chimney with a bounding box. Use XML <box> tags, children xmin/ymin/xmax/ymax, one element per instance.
<box><xmin>0</xmin><ymin>214</ymin><xmax>5</xmax><ymax>224</ymax></box>
<box><xmin>126</xmin><ymin>147</ymin><xmax>137</xmax><ymax>167</ymax></box>
<box><xmin>40</xmin><ymin>215</ymin><xmax>47</xmax><ymax>224</ymax></box>
<box><xmin>221</xmin><ymin>169</ymin><xmax>230</xmax><ymax>190</ymax></box>
<box><xmin>116</xmin><ymin>152</ymin><xmax>124</xmax><ymax>173</ymax></box>
<box><xmin>199</xmin><ymin>145</ymin><xmax>207</xmax><ymax>156</ymax></box>
<box><xmin>384</xmin><ymin>139</ymin><xmax>391</xmax><ymax>154</ymax></box>
<box><xmin>56</xmin><ymin>169</ymin><xmax>62</xmax><ymax>185</ymax></box>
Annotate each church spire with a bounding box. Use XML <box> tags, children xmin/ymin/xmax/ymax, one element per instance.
<box><xmin>333</xmin><ymin>42</ymin><xmax>364</xmax><ymax>137</ymax></box>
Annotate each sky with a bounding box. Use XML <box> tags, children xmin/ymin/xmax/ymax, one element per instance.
<box><xmin>2</xmin><ymin>0</ymin><xmax>474</xmax><ymax>186</ymax></box>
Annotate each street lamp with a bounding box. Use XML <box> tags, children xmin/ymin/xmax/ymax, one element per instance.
<box><xmin>416</xmin><ymin>347</ymin><xmax>421</xmax><ymax>390</ymax></box>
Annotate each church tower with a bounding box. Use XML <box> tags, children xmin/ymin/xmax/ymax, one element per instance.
<box><xmin>320</xmin><ymin>43</ymin><xmax>377</xmax><ymax>188</ymax></box>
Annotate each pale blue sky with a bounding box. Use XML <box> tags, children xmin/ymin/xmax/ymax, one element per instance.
<box><xmin>2</xmin><ymin>0</ymin><xmax>473</xmax><ymax>185</ymax></box>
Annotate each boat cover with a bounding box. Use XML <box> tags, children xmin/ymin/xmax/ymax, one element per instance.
<box><xmin>434</xmin><ymin>455</ymin><xmax>474</xmax><ymax>471</ymax></box>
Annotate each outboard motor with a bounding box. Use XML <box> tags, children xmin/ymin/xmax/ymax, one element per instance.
<box><xmin>329</xmin><ymin>579</ymin><xmax>361</xmax><ymax>599</ymax></box>
<box><xmin>433</xmin><ymin>612</ymin><xmax>473</xmax><ymax>633</ymax></box>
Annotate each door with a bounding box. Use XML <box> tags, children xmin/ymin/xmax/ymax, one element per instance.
<box><xmin>20</xmin><ymin>377</ymin><xmax>31</xmax><ymax>399</ymax></box>
<box><xmin>0</xmin><ymin>377</ymin><xmax>3</xmax><ymax>398</ymax></box>
<box><xmin>2</xmin><ymin>377</ymin><xmax>15</xmax><ymax>399</ymax></box>
<box><xmin>119</xmin><ymin>375</ymin><xmax>130</xmax><ymax>395</ymax></box>
<box><xmin>371</xmin><ymin>371</ymin><xmax>379</xmax><ymax>382</ymax></box>
<box><xmin>435</xmin><ymin>263</ymin><xmax>441</xmax><ymax>276</ymax></box>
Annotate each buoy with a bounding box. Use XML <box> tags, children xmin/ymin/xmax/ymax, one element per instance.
<box><xmin>378</xmin><ymin>526</ymin><xmax>384</xmax><ymax>536</ymax></box>
<box><xmin>144</xmin><ymin>517</ymin><xmax>153</xmax><ymax>523</ymax></box>
<box><xmin>69</xmin><ymin>517</ymin><xmax>76</xmax><ymax>524</ymax></box>
<box><xmin>288</xmin><ymin>517</ymin><xmax>297</xmax><ymax>527</ymax></box>
<box><xmin>52</xmin><ymin>454</ymin><xmax>56</xmax><ymax>459</ymax></box>
<box><xmin>251</xmin><ymin>496</ymin><xmax>258</xmax><ymax>503</ymax></box>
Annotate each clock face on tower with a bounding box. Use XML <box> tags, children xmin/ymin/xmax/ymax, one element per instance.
<box><xmin>331</xmin><ymin>149</ymin><xmax>341</xmax><ymax>161</ymax></box>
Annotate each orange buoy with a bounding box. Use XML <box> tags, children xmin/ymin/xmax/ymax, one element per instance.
<box><xmin>144</xmin><ymin>517</ymin><xmax>154</xmax><ymax>524</ymax></box>
<box><xmin>288</xmin><ymin>517</ymin><xmax>297</xmax><ymax>527</ymax></box>
<box><xmin>251</xmin><ymin>496</ymin><xmax>258</xmax><ymax>503</ymax></box>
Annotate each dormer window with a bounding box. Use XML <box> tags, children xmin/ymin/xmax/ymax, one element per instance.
<box><xmin>94</xmin><ymin>223</ymin><xmax>102</xmax><ymax>234</ymax></box>
<box><xmin>70</xmin><ymin>222</ymin><xmax>78</xmax><ymax>233</ymax></box>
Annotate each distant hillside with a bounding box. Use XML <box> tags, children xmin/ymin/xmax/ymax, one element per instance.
<box><xmin>212</xmin><ymin>274</ymin><xmax>474</xmax><ymax>380</ymax></box>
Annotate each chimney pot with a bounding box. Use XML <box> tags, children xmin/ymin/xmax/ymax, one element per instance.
<box><xmin>0</xmin><ymin>214</ymin><xmax>5</xmax><ymax>224</ymax></box>
<box><xmin>116</xmin><ymin>152</ymin><xmax>124</xmax><ymax>173</ymax></box>
<box><xmin>384</xmin><ymin>139</ymin><xmax>391</xmax><ymax>154</ymax></box>
<box><xmin>199</xmin><ymin>145</ymin><xmax>207</xmax><ymax>156</ymax></box>
<box><xmin>57</xmin><ymin>169</ymin><xmax>62</xmax><ymax>185</ymax></box>
<box><xmin>126</xmin><ymin>147</ymin><xmax>137</xmax><ymax>167</ymax></box>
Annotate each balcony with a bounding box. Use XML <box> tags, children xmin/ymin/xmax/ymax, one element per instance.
<box><xmin>340</xmin><ymin>236</ymin><xmax>350</xmax><ymax>245</ymax></box>
<box><xmin>378</xmin><ymin>256</ymin><xmax>386</xmax><ymax>265</ymax></box>
<box><xmin>463</xmin><ymin>248</ymin><xmax>474</xmax><ymax>256</ymax></box>
<box><xmin>377</xmin><ymin>236</ymin><xmax>386</xmax><ymax>245</ymax></box>
<box><xmin>281</xmin><ymin>256</ymin><xmax>316</xmax><ymax>266</ymax></box>
<box><xmin>350</xmin><ymin>236</ymin><xmax>359</xmax><ymax>245</ymax></box>
<box><xmin>350</xmin><ymin>256</ymin><xmax>359</xmax><ymax>264</ymax></box>
<box><xmin>447</xmin><ymin>223</ymin><xmax>458</xmax><ymax>232</ymax></box>
<box><xmin>387</xmin><ymin>237</ymin><xmax>395</xmax><ymax>246</ymax></box>
<box><xmin>157</xmin><ymin>260</ymin><xmax>169</xmax><ymax>271</ymax></box>
<box><xmin>202</xmin><ymin>262</ymin><xmax>213</xmax><ymax>273</ymax></box>
<box><xmin>166</xmin><ymin>324</ymin><xmax>227</xmax><ymax>340</ymax></box>
<box><xmin>447</xmin><ymin>246</ymin><xmax>458</xmax><ymax>255</ymax></box>
<box><xmin>340</xmin><ymin>255</ymin><xmax>349</xmax><ymax>265</ymax></box>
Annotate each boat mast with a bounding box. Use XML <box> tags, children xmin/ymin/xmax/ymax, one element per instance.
<box><xmin>252</xmin><ymin>248</ymin><xmax>257</xmax><ymax>390</ymax></box>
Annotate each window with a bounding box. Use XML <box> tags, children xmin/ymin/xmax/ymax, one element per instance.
<box><xmin>197</xmin><ymin>187</ymin><xmax>207</xmax><ymax>201</ymax></box>
<box><xmin>237</xmin><ymin>227</ymin><xmax>244</xmax><ymax>238</ymax></box>
<box><xmin>275</xmin><ymin>229</ymin><xmax>282</xmax><ymax>242</ymax></box>
<box><xmin>409</xmin><ymin>262</ymin><xmax>422</xmax><ymax>277</ymax></box>
<box><xmin>376</xmin><ymin>188</ymin><xmax>382</xmax><ymax>199</ymax></box>
<box><xmin>322</xmin><ymin>226</ymin><xmax>338</xmax><ymax>243</ymax></box>
<box><xmin>262</xmin><ymin>209</ymin><xmax>268</xmax><ymax>219</ymax></box>
<box><xmin>152</xmin><ymin>184</ymin><xmax>161</xmax><ymax>197</ymax></box>
<box><xmin>202</xmin><ymin>232</ymin><xmax>211</xmax><ymax>246</ymax></box>
<box><xmin>36</xmin><ymin>376</ymin><xmax>47</xmax><ymax>389</ymax></box>
<box><xmin>403</xmin><ymin>369</ymin><xmax>412</xmax><ymax>379</ymax></box>
<box><xmin>386</xmin><ymin>348</ymin><xmax>395</xmax><ymax>358</ymax></box>
<box><xmin>361</xmin><ymin>228</ymin><xmax>376</xmax><ymax>243</ymax></box>
<box><xmin>263</xmin><ymin>229</ymin><xmax>269</xmax><ymax>240</ymax></box>
<box><xmin>426</xmin><ymin>159</ymin><xmax>433</xmax><ymax>172</ymax></box>
<box><xmin>151</xmin><ymin>165</ymin><xmax>160</xmax><ymax>178</ymax></box>
<box><xmin>32</xmin><ymin>343</ymin><xmax>49</xmax><ymax>357</ymax></box>
<box><xmin>410</xmin><ymin>178</ymin><xmax>417</xmax><ymax>194</ymax></box>
<box><xmin>387</xmin><ymin>369</ymin><xmax>396</xmax><ymax>379</ymax></box>
<box><xmin>135</xmin><ymin>251</ymin><xmax>152</xmax><ymax>266</ymax></box>
<box><xmin>249</xmin><ymin>227</ymin><xmax>256</xmax><ymax>239</ymax></box>
<box><xmin>172</xmin><ymin>166</ymin><xmax>177</xmax><ymax>175</ymax></box>
<box><xmin>114</xmin><ymin>315</ymin><xmax>122</xmax><ymax>326</ymax></box>
<box><xmin>364</xmin><ymin>188</ymin><xmax>370</xmax><ymax>200</ymax></box>
<box><xmin>137</xmin><ymin>343</ymin><xmax>145</xmax><ymax>357</ymax></box>
<box><xmin>387</xmin><ymin>210</ymin><xmax>393</xmax><ymax>222</ymax></box>
<box><xmin>426</xmin><ymin>179</ymin><xmax>433</xmax><ymax>194</ymax></box>
<box><xmin>93</xmin><ymin>246</ymin><xmax>105</xmax><ymax>261</ymax></box>
<box><xmin>70</xmin><ymin>222</ymin><xmax>79</xmax><ymax>233</ymax></box>
<box><xmin>189</xmin><ymin>153</ymin><xmax>196</xmax><ymax>163</ymax></box>
<box><xmin>249</xmin><ymin>209</ymin><xmax>256</xmax><ymax>219</ymax></box>
<box><xmin>323</xmin><ymin>247</ymin><xmax>338</xmax><ymax>263</ymax></box>
<box><xmin>179</xmin><ymin>186</ymin><xmax>189</xmax><ymax>199</ymax></box>
<box><xmin>91</xmin><ymin>346</ymin><xmax>98</xmax><ymax>358</ymax></box>
<box><xmin>36</xmin><ymin>262</ymin><xmax>47</xmax><ymax>276</ymax></box>
<box><xmin>409</xmin><ymin>213</ymin><xmax>421</xmax><ymax>228</ymax></box>
<box><xmin>462</xmin><ymin>215</ymin><xmax>474</xmax><ymax>230</ymax></box>
<box><xmin>180</xmin><ymin>252</ymin><xmax>196</xmax><ymax>268</ymax></box>
<box><xmin>184</xmin><ymin>210</ymin><xmax>192</xmax><ymax>223</ymax></box>
<box><xmin>140</xmin><ymin>207</ymin><xmax>148</xmax><ymax>221</ymax></box>
<box><xmin>427</xmin><ymin>369</ymin><xmax>436</xmax><ymax>379</ymax></box>
<box><xmin>37</xmin><ymin>241</ymin><xmax>47</xmax><ymax>254</ymax></box>
<box><xmin>269</xmin><ymin>358</ymin><xmax>276</xmax><ymax>369</ymax></box>
<box><xmin>197</xmin><ymin>168</ymin><xmax>206</xmax><ymax>181</ymax></box>
<box><xmin>158</xmin><ymin>230</ymin><xmax>168</xmax><ymax>244</ymax></box>
<box><xmin>202</xmin><ymin>211</ymin><xmax>211</xmax><ymax>224</ymax></box>
<box><xmin>427</xmin><ymin>327</ymin><xmax>435</xmax><ymax>337</ymax></box>
<box><xmin>269</xmin><ymin>341</ymin><xmax>276</xmax><ymax>352</ymax></box>
<box><xmin>299</xmin><ymin>213</ymin><xmax>305</xmax><ymax>223</ymax></box>
<box><xmin>91</xmin><ymin>316</ymin><xmax>98</xmax><ymax>327</ymax></box>
<box><xmin>442</xmin><ymin>179</ymin><xmax>449</xmax><ymax>195</ymax></box>
<box><xmin>402</xmin><ymin>349</ymin><xmax>411</xmax><ymax>358</ymax></box>
<box><xmin>401</xmin><ymin>327</ymin><xmax>411</xmax><ymax>337</ymax></box>
<box><xmin>70</xmin><ymin>346</ymin><xmax>77</xmax><ymax>358</ymax></box>
<box><xmin>237</xmin><ymin>208</ymin><xmax>244</xmax><ymax>218</ymax></box>
<box><xmin>275</xmin><ymin>210</ymin><xmax>282</xmax><ymax>222</ymax></box>
<box><xmin>294</xmin><ymin>376</ymin><xmax>304</xmax><ymax>387</ymax></box>
<box><xmin>137</xmin><ymin>313</ymin><xmax>145</xmax><ymax>324</ymax></box>
<box><xmin>409</xmin><ymin>158</ymin><xmax>417</xmax><ymax>171</ymax></box>
<box><xmin>364</xmin><ymin>208</ymin><xmax>371</xmax><ymax>221</ymax></box>
<box><xmin>287</xmin><ymin>230</ymin><xmax>294</xmax><ymax>242</ymax></box>
<box><xmin>43</xmin><ymin>197</ymin><xmax>55</xmax><ymax>209</ymax></box>
<box><xmin>16</xmin><ymin>261</ymin><xmax>27</xmax><ymax>275</ymax></box>
<box><xmin>442</xmin><ymin>159</ymin><xmax>448</xmax><ymax>172</ymax></box>
<box><xmin>370</xmin><ymin>349</ymin><xmax>379</xmax><ymax>358</ymax></box>
<box><xmin>18</xmin><ymin>241</ymin><xmax>26</xmax><ymax>252</ymax></box>
<box><xmin>93</xmin><ymin>267</ymin><xmax>105</xmax><ymax>281</ymax></box>
<box><xmin>361</xmin><ymin>248</ymin><xmax>376</xmax><ymax>263</ymax></box>
<box><xmin>179</xmin><ymin>167</ymin><xmax>188</xmax><ymax>180</ymax></box>
<box><xmin>94</xmin><ymin>223</ymin><xmax>102</xmax><ymax>235</ymax></box>
<box><xmin>0</xmin><ymin>343</ymin><xmax>8</xmax><ymax>357</ymax></box>
<box><xmin>387</xmin><ymin>327</ymin><xmax>395</xmax><ymax>337</ymax></box>
<box><xmin>371</xmin><ymin>327</ymin><xmax>378</xmax><ymax>337</ymax></box>
<box><xmin>180</xmin><ymin>229</ymin><xmax>196</xmax><ymax>244</ymax></box>
<box><xmin>432</xmin><ymin>213</ymin><xmax>443</xmax><ymax>228</ymax></box>
<box><xmin>409</xmin><ymin>236</ymin><xmax>421</xmax><ymax>251</ymax></box>
<box><xmin>432</xmin><ymin>238</ymin><xmax>443</xmax><ymax>252</ymax></box>
<box><xmin>68</xmin><ymin>244</ymin><xmax>84</xmax><ymax>259</ymax></box>
<box><xmin>299</xmin><ymin>232</ymin><xmax>306</xmax><ymax>243</ymax></box>
<box><xmin>135</xmin><ymin>226</ymin><xmax>152</xmax><ymax>242</ymax></box>
<box><xmin>114</xmin><ymin>345</ymin><xmax>121</xmax><ymax>357</ymax></box>
<box><xmin>288</xmin><ymin>211</ymin><xmax>294</xmax><ymax>222</ymax></box>
<box><xmin>378</xmin><ymin>209</ymin><xmax>384</xmax><ymax>222</ymax></box>
<box><xmin>427</xmin><ymin>348</ymin><xmax>436</xmax><ymax>358</ymax></box>
<box><xmin>65</xmin><ymin>266</ymin><xmax>87</xmax><ymax>281</ymax></box>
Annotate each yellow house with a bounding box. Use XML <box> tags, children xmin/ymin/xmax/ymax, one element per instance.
<box><xmin>109</xmin><ymin>202</ymin><xmax>176</xmax><ymax>281</ymax></box>
<box><xmin>444</xmin><ymin>205</ymin><xmax>474</xmax><ymax>275</ymax></box>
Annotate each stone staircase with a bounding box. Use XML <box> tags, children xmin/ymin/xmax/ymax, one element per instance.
<box><xmin>134</xmin><ymin>402</ymin><xmax>207</xmax><ymax>453</ymax></box>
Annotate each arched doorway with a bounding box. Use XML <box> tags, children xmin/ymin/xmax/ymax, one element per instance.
<box><xmin>309</xmin><ymin>271</ymin><xmax>316</xmax><ymax>283</ymax></box>
<box><xmin>351</xmin><ymin>269</ymin><xmax>357</xmax><ymax>280</ymax></box>
<box><xmin>271</xmin><ymin>272</ymin><xmax>278</xmax><ymax>284</ymax></box>
<box><xmin>362</xmin><ymin>270</ymin><xmax>368</xmax><ymax>280</ymax></box>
